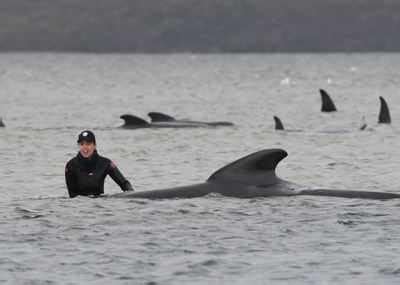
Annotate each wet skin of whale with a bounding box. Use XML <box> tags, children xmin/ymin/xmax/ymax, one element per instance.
<box><xmin>120</xmin><ymin>114</ymin><xmax>233</xmax><ymax>129</ymax></box>
<box><xmin>120</xmin><ymin>114</ymin><xmax>211</xmax><ymax>129</ymax></box>
<box><xmin>320</xmin><ymin>89</ymin><xmax>337</xmax><ymax>112</ymax></box>
<box><xmin>112</xmin><ymin>149</ymin><xmax>400</xmax><ymax>200</ymax></box>
<box><xmin>148</xmin><ymin>112</ymin><xmax>234</xmax><ymax>127</ymax></box>
<box><xmin>378</xmin><ymin>96</ymin><xmax>391</xmax><ymax>124</ymax></box>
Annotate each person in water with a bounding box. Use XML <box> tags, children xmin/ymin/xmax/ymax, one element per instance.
<box><xmin>65</xmin><ymin>130</ymin><xmax>134</xmax><ymax>198</ymax></box>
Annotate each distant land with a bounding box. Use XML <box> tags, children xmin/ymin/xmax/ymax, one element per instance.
<box><xmin>1</xmin><ymin>0</ymin><xmax>400</xmax><ymax>52</ymax></box>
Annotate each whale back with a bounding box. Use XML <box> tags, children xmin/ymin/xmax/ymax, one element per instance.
<box><xmin>120</xmin><ymin>114</ymin><xmax>149</xmax><ymax>127</ymax></box>
<box><xmin>320</xmin><ymin>89</ymin><xmax>337</xmax><ymax>112</ymax></box>
<box><xmin>148</xmin><ymin>112</ymin><xmax>176</xmax><ymax>122</ymax></box>
<box><xmin>378</xmin><ymin>96</ymin><xmax>391</xmax><ymax>124</ymax></box>
<box><xmin>207</xmin><ymin>149</ymin><xmax>287</xmax><ymax>186</ymax></box>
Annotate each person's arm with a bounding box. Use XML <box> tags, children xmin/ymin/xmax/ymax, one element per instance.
<box><xmin>107</xmin><ymin>161</ymin><xmax>134</xmax><ymax>192</ymax></box>
<box><xmin>65</xmin><ymin>162</ymin><xmax>79</xmax><ymax>198</ymax></box>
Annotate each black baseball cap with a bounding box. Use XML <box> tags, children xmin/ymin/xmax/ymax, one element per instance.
<box><xmin>77</xmin><ymin>130</ymin><xmax>96</xmax><ymax>144</ymax></box>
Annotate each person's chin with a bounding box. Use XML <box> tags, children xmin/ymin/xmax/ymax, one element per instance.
<box><xmin>80</xmin><ymin>152</ymin><xmax>92</xmax><ymax>158</ymax></box>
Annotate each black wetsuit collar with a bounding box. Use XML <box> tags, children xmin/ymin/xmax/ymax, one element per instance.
<box><xmin>77</xmin><ymin>150</ymin><xmax>99</xmax><ymax>172</ymax></box>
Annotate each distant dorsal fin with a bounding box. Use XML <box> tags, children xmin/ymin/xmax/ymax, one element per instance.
<box><xmin>148</xmin><ymin>112</ymin><xmax>176</xmax><ymax>122</ymax></box>
<box><xmin>359</xmin><ymin>116</ymin><xmax>367</xmax><ymax>131</ymax></box>
<box><xmin>120</xmin><ymin>114</ymin><xmax>149</xmax><ymax>126</ymax></box>
<box><xmin>0</xmin><ymin>117</ymin><xmax>4</xmax><ymax>127</ymax></box>
<box><xmin>207</xmin><ymin>149</ymin><xmax>287</xmax><ymax>185</ymax></box>
<box><xmin>273</xmin><ymin>116</ymin><xmax>284</xmax><ymax>130</ymax></box>
<box><xmin>320</xmin><ymin>89</ymin><xmax>337</xmax><ymax>112</ymax></box>
<box><xmin>378</xmin><ymin>96</ymin><xmax>391</xmax><ymax>124</ymax></box>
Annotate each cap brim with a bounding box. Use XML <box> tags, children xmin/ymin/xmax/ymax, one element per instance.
<box><xmin>77</xmin><ymin>139</ymin><xmax>95</xmax><ymax>143</ymax></box>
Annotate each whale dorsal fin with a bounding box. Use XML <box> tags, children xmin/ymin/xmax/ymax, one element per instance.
<box><xmin>207</xmin><ymin>149</ymin><xmax>287</xmax><ymax>185</ymax></box>
<box><xmin>0</xmin><ymin>117</ymin><xmax>4</xmax><ymax>127</ymax></box>
<box><xmin>120</xmin><ymin>114</ymin><xmax>149</xmax><ymax>126</ymax></box>
<box><xmin>148</xmin><ymin>112</ymin><xmax>176</xmax><ymax>122</ymax></box>
<box><xmin>273</xmin><ymin>116</ymin><xmax>284</xmax><ymax>130</ymax></box>
<box><xmin>378</xmin><ymin>96</ymin><xmax>391</xmax><ymax>124</ymax></box>
<box><xmin>320</xmin><ymin>89</ymin><xmax>337</xmax><ymax>112</ymax></box>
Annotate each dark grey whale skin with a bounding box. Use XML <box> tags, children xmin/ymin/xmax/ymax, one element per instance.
<box><xmin>320</xmin><ymin>89</ymin><xmax>337</xmax><ymax>112</ymax></box>
<box><xmin>120</xmin><ymin>114</ymin><xmax>210</xmax><ymax>129</ymax></box>
<box><xmin>111</xmin><ymin>149</ymin><xmax>400</xmax><ymax>200</ymax></box>
<box><xmin>147</xmin><ymin>112</ymin><xmax>234</xmax><ymax>127</ymax></box>
<box><xmin>378</xmin><ymin>96</ymin><xmax>391</xmax><ymax>124</ymax></box>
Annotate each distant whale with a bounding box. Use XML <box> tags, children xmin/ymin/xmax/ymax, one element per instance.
<box><xmin>0</xmin><ymin>118</ymin><xmax>4</xmax><ymax>127</ymax></box>
<box><xmin>273</xmin><ymin>116</ymin><xmax>284</xmax><ymax>130</ymax></box>
<box><xmin>273</xmin><ymin>115</ymin><xmax>365</xmax><ymax>132</ymax></box>
<box><xmin>320</xmin><ymin>89</ymin><xmax>337</xmax><ymax>112</ymax></box>
<box><xmin>112</xmin><ymin>149</ymin><xmax>400</xmax><ymax>200</ymax></box>
<box><xmin>378</xmin><ymin>96</ymin><xmax>391</xmax><ymax>124</ymax></box>
<box><xmin>148</xmin><ymin>112</ymin><xmax>234</xmax><ymax>127</ymax></box>
<box><xmin>359</xmin><ymin>116</ymin><xmax>367</xmax><ymax>131</ymax></box>
<box><xmin>120</xmin><ymin>114</ymin><xmax>212</xmax><ymax>129</ymax></box>
<box><xmin>275</xmin><ymin>95</ymin><xmax>391</xmax><ymax>132</ymax></box>
<box><xmin>273</xmin><ymin>116</ymin><xmax>302</xmax><ymax>132</ymax></box>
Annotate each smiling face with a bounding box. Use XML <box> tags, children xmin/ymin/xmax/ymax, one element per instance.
<box><xmin>79</xmin><ymin>141</ymin><xmax>96</xmax><ymax>158</ymax></box>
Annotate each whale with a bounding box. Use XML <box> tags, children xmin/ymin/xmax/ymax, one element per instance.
<box><xmin>275</xmin><ymin>95</ymin><xmax>391</xmax><ymax>132</ymax></box>
<box><xmin>273</xmin><ymin>116</ymin><xmax>284</xmax><ymax>130</ymax></box>
<box><xmin>120</xmin><ymin>114</ymin><xmax>212</xmax><ymax>129</ymax></box>
<box><xmin>148</xmin><ymin>112</ymin><xmax>234</xmax><ymax>127</ymax></box>
<box><xmin>273</xmin><ymin>116</ymin><xmax>303</xmax><ymax>132</ymax></box>
<box><xmin>320</xmin><ymin>89</ymin><xmax>337</xmax><ymax>112</ymax></box>
<box><xmin>111</xmin><ymin>148</ymin><xmax>400</xmax><ymax>200</ymax></box>
<box><xmin>378</xmin><ymin>96</ymin><xmax>391</xmax><ymax>124</ymax></box>
<box><xmin>0</xmin><ymin>117</ymin><xmax>4</xmax><ymax>127</ymax></box>
<box><xmin>273</xmin><ymin>115</ymin><xmax>366</xmax><ymax>132</ymax></box>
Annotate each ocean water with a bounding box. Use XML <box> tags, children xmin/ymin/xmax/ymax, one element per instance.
<box><xmin>1</xmin><ymin>53</ymin><xmax>400</xmax><ymax>284</ymax></box>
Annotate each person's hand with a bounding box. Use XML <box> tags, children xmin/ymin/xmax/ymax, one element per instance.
<box><xmin>123</xmin><ymin>181</ymin><xmax>134</xmax><ymax>192</ymax></box>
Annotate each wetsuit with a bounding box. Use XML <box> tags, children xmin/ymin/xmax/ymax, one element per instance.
<box><xmin>65</xmin><ymin>150</ymin><xmax>133</xmax><ymax>198</ymax></box>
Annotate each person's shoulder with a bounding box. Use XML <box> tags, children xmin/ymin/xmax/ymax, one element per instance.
<box><xmin>97</xmin><ymin>154</ymin><xmax>112</xmax><ymax>165</ymax></box>
<box><xmin>97</xmin><ymin>154</ymin><xmax>119</xmax><ymax>169</ymax></box>
<box><xmin>65</xmin><ymin>155</ymin><xmax>78</xmax><ymax>172</ymax></box>
<box><xmin>66</xmin><ymin>155</ymin><xmax>78</xmax><ymax>167</ymax></box>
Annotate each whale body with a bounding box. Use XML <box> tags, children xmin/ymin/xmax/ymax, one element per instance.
<box><xmin>120</xmin><ymin>114</ymin><xmax>211</xmax><ymax>129</ymax></box>
<box><xmin>274</xmin><ymin>95</ymin><xmax>391</xmax><ymax>132</ymax></box>
<box><xmin>148</xmin><ymin>112</ymin><xmax>234</xmax><ymax>127</ymax></box>
<box><xmin>112</xmin><ymin>149</ymin><xmax>400</xmax><ymax>200</ymax></box>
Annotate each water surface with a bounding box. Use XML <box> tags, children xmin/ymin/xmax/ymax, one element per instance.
<box><xmin>1</xmin><ymin>53</ymin><xmax>400</xmax><ymax>284</ymax></box>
